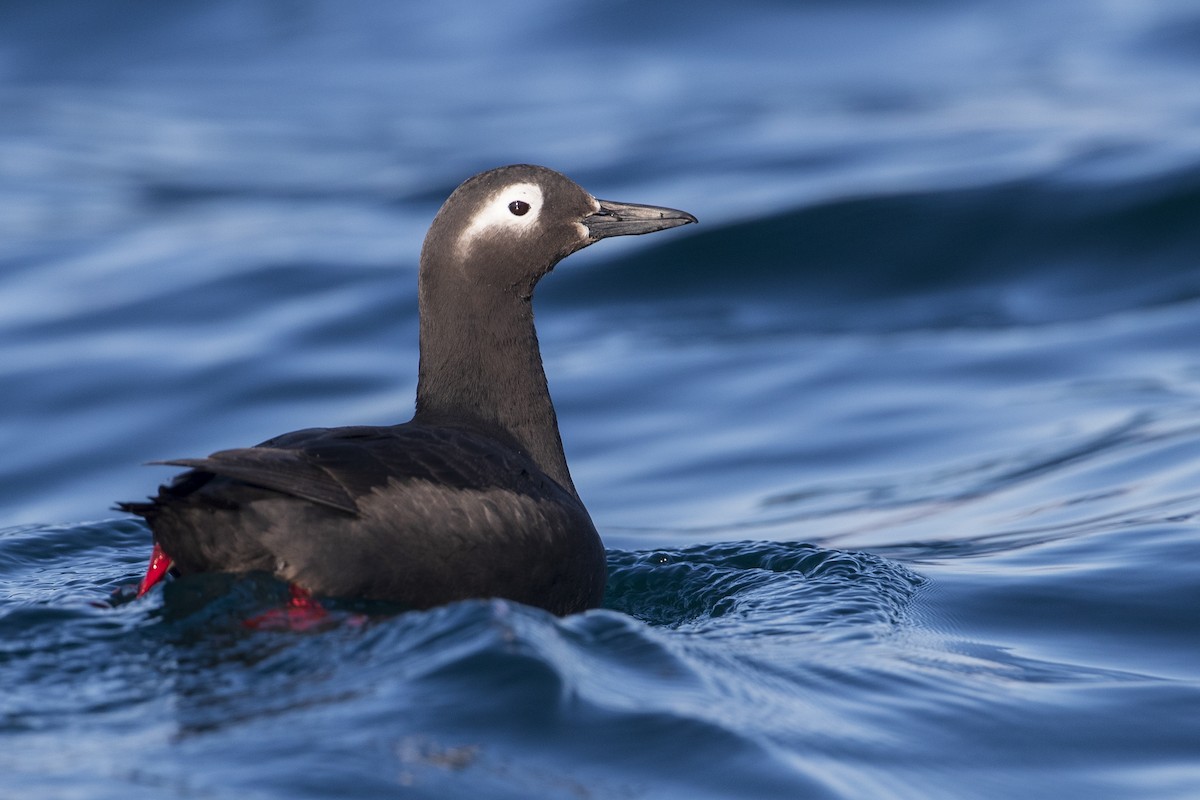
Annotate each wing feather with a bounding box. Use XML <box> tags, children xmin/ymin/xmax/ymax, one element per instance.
<box><xmin>155</xmin><ymin>447</ymin><xmax>360</xmax><ymax>514</ymax></box>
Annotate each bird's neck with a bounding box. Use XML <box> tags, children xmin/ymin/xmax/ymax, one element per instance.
<box><xmin>413</xmin><ymin>274</ymin><xmax>576</xmax><ymax>497</ymax></box>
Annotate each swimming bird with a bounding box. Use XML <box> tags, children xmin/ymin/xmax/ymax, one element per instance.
<box><xmin>119</xmin><ymin>164</ymin><xmax>696</xmax><ymax>616</ymax></box>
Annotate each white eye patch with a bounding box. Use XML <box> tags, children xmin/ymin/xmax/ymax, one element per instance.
<box><xmin>457</xmin><ymin>182</ymin><xmax>544</xmax><ymax>257</ymax></box>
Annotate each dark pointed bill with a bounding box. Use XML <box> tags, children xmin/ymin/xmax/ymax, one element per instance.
<box><xmin>583</xmin><ymin>199</ymin><xmax>698</xmax><ymax>240</ymax></box>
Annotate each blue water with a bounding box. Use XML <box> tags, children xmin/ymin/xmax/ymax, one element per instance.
<box><xmin>3</xmin><ymin>1</ymin><xmax>1200</xmax><ymax>797</ymax></box>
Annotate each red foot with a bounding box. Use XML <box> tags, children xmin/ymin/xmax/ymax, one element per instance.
<box><xmin>137</xmin><ymin>542</ymin><xmax>174</xmax><ymax>597</ymax></box>
<box><xmin>243</xmin><ymin>584</ymin><xmax>334</xmax><ymax>631</ymax></box>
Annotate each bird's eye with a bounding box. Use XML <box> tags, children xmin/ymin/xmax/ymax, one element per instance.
<box><xmin>508</xmin><ymin>200</ymin><xmax>531</xmax><ymax>216</ymax></box>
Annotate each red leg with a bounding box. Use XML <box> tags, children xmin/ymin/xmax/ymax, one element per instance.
<box><xmin>286</xmin><ymin>584</ymin><xmax>323</xmax><ymax>611</ymax></box>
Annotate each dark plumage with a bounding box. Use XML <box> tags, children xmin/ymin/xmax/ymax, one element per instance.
<box><xmin>119</xmin><ymin>164</ymin><xmax>696</xmax><ymax>615</ymax></box>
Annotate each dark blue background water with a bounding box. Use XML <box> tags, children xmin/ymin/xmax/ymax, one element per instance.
<box><xmin>3</xmin><ymin>2</ymin><xmax>1200</xmax><ymax>797</ymax></box>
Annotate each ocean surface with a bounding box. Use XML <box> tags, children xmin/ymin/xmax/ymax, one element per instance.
<box><xmin>3</xmin><ymin>1</ymin><xmax>1200</xmax><ymax>797</ymax></box>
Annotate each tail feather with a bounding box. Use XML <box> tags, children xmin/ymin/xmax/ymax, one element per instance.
<box><xmin>115</xmin><ymin>499</ymin><xmax>157</xmax><ymax>518</ymax></box>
